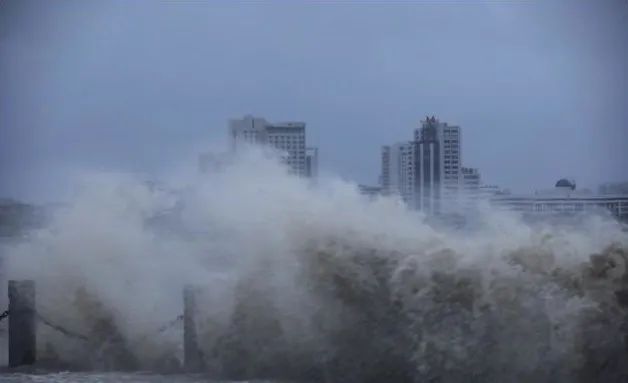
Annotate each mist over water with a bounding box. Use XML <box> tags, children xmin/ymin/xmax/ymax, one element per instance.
<box><xmin>2</xmin><ymin>149</ymin><xmax>628</xmax><ymax>382</ymax></box>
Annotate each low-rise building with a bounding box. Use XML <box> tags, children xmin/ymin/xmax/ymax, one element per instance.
<box><xmin>461</xmin><ymin>167</ymin><xmax>481</xmax><ymax>209</ymax></box>
<box><xmin>599</xmin><ymin>181</ymin><xmax>628</xmax><ymax>195</ymax></box>
<box><xmin>490</xmin><ymin>179</ymin><xmax>628</xmax><ymax>221</ymax></box>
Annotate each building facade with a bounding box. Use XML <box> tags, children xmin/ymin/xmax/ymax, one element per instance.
<box><xmin>266</xmin><ymin>121</ymin><xmax>307</xmax><ymax>177</ymax></box>
<box><xmin>305</xmin><ymin>147</ymin><xmax>319</xmax><ymax>179</ymax></box>
<box><xmin>229</xmin><ymin>115</ymin><xmax>315</xmax><ymax>178</ymax></box>
<box><xmin>380</xmin><ymin>142</ymin><xmax>417</xmax><ymax>207</ymax></box>
<box><xmin>414</xmin><ymin>119</ymin><xmax>441</xmax><ymax>214</ymax></box>
<box><xmin>229</xmin><ymin>115</ymin><xmax>269</xmax><ymax>150</ymax></box>
<box><xmin>416</xmin><ymin>116</ymin><xmax>461</xmax><ymax>208</ymax></box>
<box><xmin>380</xmin><ymin>145</ymin><xmax>392</xmax><ymax>194</ymax></box>
<box><xmin>461</xmin><ymin>167</ymin><xmax>481</xmax><ymax>208</ymax></box>
<box><xmin>478</xmin><ymin>184</ymin><xmax>507</xmax><ymax>199</ymax></box>
<box><xmin>490</xmin><ymin>179</ymin><xmax>628</xmax><ymax>222</ymax></box>
<box><xmin>599</xmin><ymin>181</ymin><xmax>628</xmax><ymax>195</ymax></box>
<box><xmin>381</xmin><ymin>116</ymin><xmax>468</xmax><ymax>215</ymax></box>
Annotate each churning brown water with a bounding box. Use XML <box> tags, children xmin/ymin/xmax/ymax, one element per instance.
<box><xmin>1</xmin><ymin>151</ymin><xmax>627</xmax><ymax>382</ymax></box>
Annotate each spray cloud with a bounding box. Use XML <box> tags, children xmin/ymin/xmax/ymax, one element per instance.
<box><xmin>2</xmin><ymin>148</ymin><xmax>628</xmax><ymax>382</ymax></box>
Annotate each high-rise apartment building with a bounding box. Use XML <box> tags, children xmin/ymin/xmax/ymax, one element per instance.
<box><xmin>380</xmin><ymin>142</ymin><xmax>417</xmax><ymax>208</ymax></box>
<box><xmin>414</xmin><ymin>117</ymin><xmax>442</xmax><ymax>214</ymax></box>
<box><xmin>229</xmin><ymin>115</ymin><xmax>269</xmax><ymax>150</ymax></box>
<box><xmin>415</xmin><ymin>117</ymin><xmax>462</xmax><ymax>206</ymax></box>
<box><xmin>381</xmin><ymin>116</ymin><xmax>467</xmax><ymax>215</ymax></box>
<box><xmin>380</xmin><ymin>145</ymin><xmax>392</xmax><ymax>193</ymax></box>
<box><xmin>266</xmin><ymin>121</ymin><xmax>306</xmax><ymax>177</ymax></box>
<box><xmin>229</xmin><ymin>115</ymin><xmax>315</xmax><ymax>178</ymax></box>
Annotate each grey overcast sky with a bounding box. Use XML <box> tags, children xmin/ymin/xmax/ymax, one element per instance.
<box><xmin>1</xmin><ymin>1</ymin><xmax>627</xmax><ymax>202</ymax></box>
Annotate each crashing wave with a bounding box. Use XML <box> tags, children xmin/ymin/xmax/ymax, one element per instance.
<box><xmin>2</xmin><ymin>151</ymin><xmax>627</xmax><ymax>382</ymax></box>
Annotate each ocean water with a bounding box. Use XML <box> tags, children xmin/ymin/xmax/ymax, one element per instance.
<box><xmin>0</xmin><ymin>372</ymin><xmax>207</xmax><ymax>383</ymax></box>
<box><xmin>0</xmin><ymin>152</ymin><xmax>627</xmax><ymax>382</ymax></box>
<box><xmin>0</xmin><ymin>372</ymin><xmax>280</xmax><ymax>382</ymax></box>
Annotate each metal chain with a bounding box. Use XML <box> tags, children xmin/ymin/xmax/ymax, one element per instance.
<box><xmin>132</xmin><ymin>314</ymin><xmax>183</xmax><ymax>345</ymax></box>
<box><xmin>36</xmin><ymin>312</ymin><xmax>89</xmax><ymax>341</ymax></box>
<box><xmin>0</xmin><ymin>307</ymin><xmax>182</xmax><ymax>344</ymax></box>
<box><xmin>153</xmin><ymin>314</ymin><xmax>184</xmax><ymax>335</ymax></box>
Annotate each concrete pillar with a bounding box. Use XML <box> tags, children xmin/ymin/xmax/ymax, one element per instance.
<box><xmin>8</xmin><ymin>280</ymin><xmax>36</xmax><ymax>367</ymax></box>
<box><xmin>183</xmin><ymin>285</ymin><xmax>204</xmax><ymax>372</ymax></box>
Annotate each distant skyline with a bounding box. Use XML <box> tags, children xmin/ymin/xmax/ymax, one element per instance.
<box><xmin>1</xmin><ymin>1</ymin><xmax>627</xmax><ymax>203</ymax></box>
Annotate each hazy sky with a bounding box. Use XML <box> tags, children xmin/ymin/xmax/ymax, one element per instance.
<box><xmin>1</xmin><ymin>1</ymin><xmax>627</xmax><ymax>202</ymax></box>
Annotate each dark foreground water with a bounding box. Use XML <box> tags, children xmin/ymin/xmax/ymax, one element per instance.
<box><xmin>0</xmin><ymin>372</ymin><xmax>280</xmax><ymax>382</ymax></box>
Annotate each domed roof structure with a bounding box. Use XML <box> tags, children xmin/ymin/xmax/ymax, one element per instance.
<box><xmin>555</xmin><ymin>178</ymin><xmax>576</xmax><ymax>190</ymax></box>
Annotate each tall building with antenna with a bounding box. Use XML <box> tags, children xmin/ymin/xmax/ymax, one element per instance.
<box><xmin>381</xmin><ymin>116</ymin><xmax>468</xmax><ymax>215</ymax></box>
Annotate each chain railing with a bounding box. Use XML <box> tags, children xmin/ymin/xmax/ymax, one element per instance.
<box><xmin>0</xmin><ymin>307</ymin><xmax>183</xmax><ymax>345</ymax></box>
<box><xmin>132</xmin><ymin>314</ymin><xmax>184</xmax><ymax>346</ymax></box>
<box><xmin>2</xmin><ymin>281</ymin><xmax>202</xmax><ymax>369</ymax></box>
<box><xmin>36</xmin><ymin>311</ymin><xmax>90</xmax><ymax>341</ymax></box>
<box><xmin>0</xmin><ymin>310</ymin><xmax>9</xmax><ymax>334</ymax></box>
<box><xmin>0</xmin><ymin>309</ymin><xmax>9</xmax><ymax>322</ymax></box>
